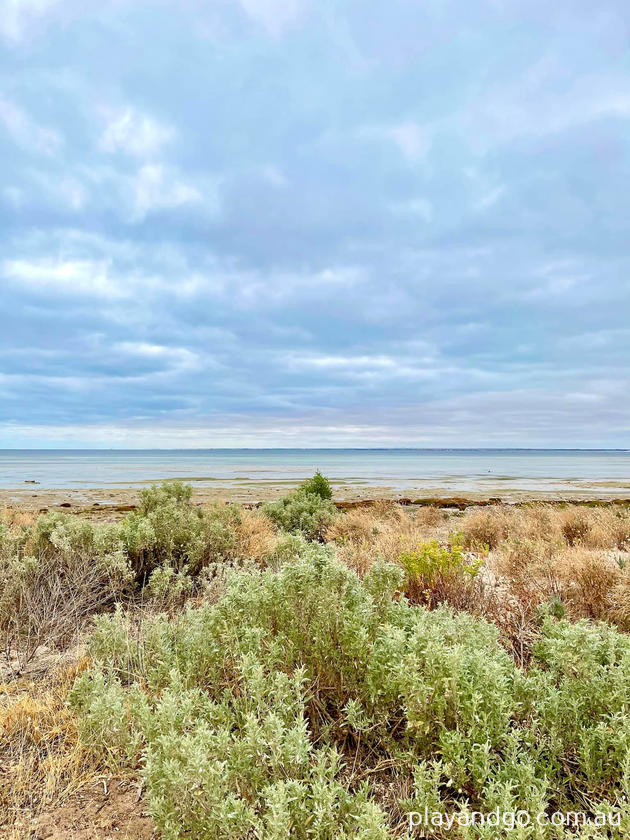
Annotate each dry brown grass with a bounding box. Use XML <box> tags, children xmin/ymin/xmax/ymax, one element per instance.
<box><xmin>583</xmin><ymin>508</ymin><xmax>630</xmax><ymax>550</ymax></box>
<box><xmin>493</xmin><ymin>538</ymin><xmax>562</xmax><ymax>604</ymax></box>
<box><xmin>610</xmin><ymin>567</ymin><xmax>630</xmax><ymax>629</ymax></box>
<box><xmin>0</xmin><ymin>660</ymin><xmax>101</xmax><ymax>831</ymax></box>
<box><xmin>234</xmin><ymin>508</ymin><xmax>278</xmax><ymax>565</ymax></box>
<box><xmin>460</xmin><ymin>506</ymin><xmax>517</xmax><ymax>549</ymax></box>
<box><xmin>492</xmin><ymin>538</ymin><xmax>625</xmax><ymax>621</ymax></box>
<box><xmin>459</xmin><ymin>503</ymin><xmax>630</xmax><ymax>551</ymax></box>
<box><xmin>555</xmin><ymin>548</ymin><xmax>620</xmax><ymax>620</ymax></box>
<box><xmin>0</xmin><ymin>507</ymin><xmax>37</xmax><ymax>530</ymax></box>
<box><xmin>326</xmin><ymin>503</ymin><xmax>630</xmax><ymax>653</ymax></box>
<box><xmin>325</xmin><ymin>503</ymin><xmax>449</xmax><ymax>575</ymax></box>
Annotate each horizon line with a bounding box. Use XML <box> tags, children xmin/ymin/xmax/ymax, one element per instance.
<box><xmin>1</xmin><ymin>447</ymin><xmax>628</xmax><ymax>453</ymax></box>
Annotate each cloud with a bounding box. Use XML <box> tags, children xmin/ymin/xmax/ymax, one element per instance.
<box><xmin>358</xmin><ymin>121</ymin><xmax>430</xmax><ymax>162</ymax></box>
<box><xmin>0</xmin><ymin>0</ymin><xmax>63</xmax><ymax>42</ymax></box>
<box><xmin>385</xmin><ymin>122</ymin><xmax>430</xmax><ymax>162</ymax></box>
<box><xmin>259</xmin><ymin>164</ymin><xmax>288</xmax><ymax>187</ymax></box>
<box><xmin>0</xmin><ymin>0</ymin><xmax>629</xmax><ymax>446</ymax></box>
<box><xmin>0</xmin><ymin>96</ymin><xmax>62</xmax><ymax>154</ymax></box>
<box><xmin>3</xmin><ymin>257</ymin><xmax>122</xmax><ymax>298</ymax></box>
<box><xmin>100</xmin><ymin>108</ymin><xmax>174</xmax><ymax>157</ymax></box>
<box><xmin>237</xmin><ymin>0</ymin><xmax>305</xmax><ymax>36</ymax></box>
<box><xmin>130</xmin><ymin>164</ymin><xmax>203</xmax><ymax>220</ymax></box>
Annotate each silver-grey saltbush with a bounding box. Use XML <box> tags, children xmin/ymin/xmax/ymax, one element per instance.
<box><xmin>71</xmin><ymin>549</ymin><xmax>630</xmax><ymax>839</ymax></box>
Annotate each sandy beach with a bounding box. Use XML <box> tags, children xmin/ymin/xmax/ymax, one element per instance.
<box><xmin>2</xmin><ymin>479</ymin><xmax>630</xmax><ymax>520</ymax></box>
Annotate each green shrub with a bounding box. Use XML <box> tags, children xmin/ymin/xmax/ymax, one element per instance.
<box><xmin>138</xmin><ymin>480</ymin><xmax>193</xmax><ymax>514</ymax></box>
<box><xmin>145</xmin><ymin>563</ymin><xmax>193</xmax><ymax>610</ymax></box>
<box><xmin>263</xmin><ymin>489</ymin><xmax>336</xmax><ymax>540</ymax></box>
<box><xmin>398</xmin><ymin>532</ymin><xmax>482</xmax><ymax>607</ymax></box>
<box><xmin>72</xmin><ymin>550</ymin><xmax>630</xmax><ymax>838</ymax></box>
<box><xmin>298</xmin><ymin>470</ymin><xmax>333</xmax><ymax>500</ymax></box>
<box><xmin>120</xmin><ymin>482</ymin><xmax>241</xmax><ymax>582</ymax></box>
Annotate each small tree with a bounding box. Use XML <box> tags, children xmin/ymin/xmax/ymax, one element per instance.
<box><xmin>299</xmin><ymin>471</ymin><xmax>333</xmax><ymax>500</ymax></box>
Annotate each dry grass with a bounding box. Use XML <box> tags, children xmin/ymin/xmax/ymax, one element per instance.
<box><xmin>0</xmin><ymin>660</ymin><xmax>100</xmax><ymax>831</ymax></box>
<box><xmin>0</xmin><ymin>507</ymin><xmax>37</xmax><ymax>530</ymax></box>
<box><xmin>325</xmin><ymin>503</ymin><xmax>449</xmax><ymax>575</ymax></box>
<box><xmin>610</xmin><ymin>567</ymin><xmax>630</xmax><ymax>629</ymax></box>
<box><xmin>460</xmin><ymin>506</ymin><xmax>517</xmax><ymax>549</ymax></box>
<box><xmin>325</xmin><ymin>503</ymin><xmax>630</xmax><ymax>659</ymax></box>
<box><xmin>459</xmin><ymin>502</ymin><xmax>630</xmax><ymax>551</ymax></box>
<box><xmin>234</xmin><ymin>507</ymin><xmax>279</xmax><ymax>565</ymax></box>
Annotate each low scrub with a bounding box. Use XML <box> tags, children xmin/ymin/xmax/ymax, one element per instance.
<box><xmin>327</xmin><ymin>504</ymin><xmax>449</xmax><ymax>575</ymax></box>
<box><xmin>460</xmin><ymin>503</ymin><xmax>630</xmax><ymax>552</ymax></box>
<box><xmin>398</xmin><ymin>533</ymin><xmax>483</xmax><ymax>608</ymax></box>
<box><xmin>121</xmin><ymin>481</ymin><xmax>242</xmax><ymax>582</ymax></box>
<box><xmin>72</xmin><ymin>551</ymin><xmax>630</xmax><ymax>838</ymax></box>
<box><xmin>0</xmin><ymin>484</ymin><xmax>278</xmax><ymax>671</ymax></box>
<box><xmin>263</xmin><ymin>486</ymin><xmax>337</xmax><ymax>540</ymax></box>
<box><xmin>0</xmin><ymin>513</ymin><xmax>131</xmax><ymax>673</ymax></box>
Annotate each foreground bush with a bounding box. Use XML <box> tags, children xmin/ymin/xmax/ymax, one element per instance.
<box><xmin>0</xmin><ymin>485</ymin><xmax>272</xmax><ymax>670</ymax></box>
<box><xmin>72</xmin><ymin>551</ymin><xmax>630</xmax><ymax>838</ymax></box>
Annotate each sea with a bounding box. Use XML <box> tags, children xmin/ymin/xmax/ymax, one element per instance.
<box><xmin>0</xmin><ymin>449</ymin><xmax>629</xmax><ymax>496</ymax></box>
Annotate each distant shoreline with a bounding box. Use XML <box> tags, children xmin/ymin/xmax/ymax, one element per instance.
<box><xmin>2</xmin><ymin>449</ymin><xmax>629</xmax><ymax>509</ymax></box>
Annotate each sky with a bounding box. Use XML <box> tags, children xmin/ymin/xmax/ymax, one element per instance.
<box><xmin>1</xmin><ymin>0</ymin><xmax>629</xmax><ymax>448</ymax></box>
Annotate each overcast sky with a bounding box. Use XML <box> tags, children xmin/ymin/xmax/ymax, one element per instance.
<box><xmin>1</xmin><ymin>0</ymin><xmax>629</xmax><ymax>448</ymax></box>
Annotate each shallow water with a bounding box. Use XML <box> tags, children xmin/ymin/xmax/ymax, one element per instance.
<box><xmin>1</xmin><ymin>449</ymin><xmax>629</xmax><ymax>495</ymax></box>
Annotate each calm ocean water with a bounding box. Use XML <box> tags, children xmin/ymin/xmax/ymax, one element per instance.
<box><xmin>0</xmin><ymin>449</ymin><xmax>629</xmax><ymax>494</ymax></box>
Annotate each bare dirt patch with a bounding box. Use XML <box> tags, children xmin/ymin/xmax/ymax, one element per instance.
<box><xmin>6</xmin><ymin>778</ymin><xmax>155</xmax><ymax>840</ymax></box>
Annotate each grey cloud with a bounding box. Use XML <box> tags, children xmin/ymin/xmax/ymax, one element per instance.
<box><xmin>1</xmin><ymin>0</ymin><xmax>629</xmax><ymax>445</ymax></box>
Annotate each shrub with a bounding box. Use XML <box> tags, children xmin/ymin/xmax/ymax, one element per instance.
<box><xmin>120</xmin><ymin>482</ymin><xmax>241</xmax><ymax>582</ymax></box>
<box><xmin>145</xmin><ymin>563</ymin><xmax>193</xmax><ymax>611</ymax></box>
<box><xmin>71</xmin><ymin>550</ymin><xmax>630</xmax><ymax>838</ymax></box>
<box><xmin>461</xmin><ymin>507</ymin><xmax>514</xmax><ymax>550</ymax></box>
<box><xmin>263</xmin><ymin>488</ymin><xmax>336</xmax><ymax>540</ymax></box>
<box><xmin>298</xmin><ymin>470</ymin><xmax>333</xmax><ymax>500</ymax></box>
<box><xmin>398</xmin><ymin>533</ymin><xmax>483</xmax><ymax>607</ymax></box>
<box><xmin>138</xmin><ymin>480</ymin><xmax>193</xmax><ymax>514</ymax></box>
<box><xmin>0</xmin><ymin>514</ymin><xmax>131</xmax><ymax>673</ymax></box>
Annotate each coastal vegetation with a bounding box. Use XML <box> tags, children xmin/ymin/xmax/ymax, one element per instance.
<box><xmin>2</xmin><ymin>480</ymin><xmax>630</xmax><ymax>837</ymax></box>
